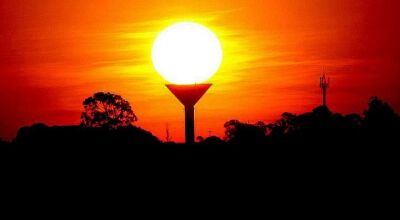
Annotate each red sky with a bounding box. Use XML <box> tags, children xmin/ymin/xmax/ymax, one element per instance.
<box><xmin>1</xmin><ymin>0</ymin><xmax>399</xmax><ymax>141</ymax></box>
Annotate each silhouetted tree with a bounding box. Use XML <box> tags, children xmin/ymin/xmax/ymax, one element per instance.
<box><xmin>264</xmin><ymin>105</ymin><xmax>366</xmax><ymax>146</ymax></box>
<box><xmin>7</xmin><ymin>95</ymin><xmax>400</xmax><ymax>153</ymax></box>
<box><xmin>364</xmin><ymin>97</ymin><xmax>399</xmax><ymax>130</ymax></box>
<box><xmin>267</xmin><ymin>112</ymin><xmax>296</xmax><ymax>138</ymax></box>
<box><xmin>201</xmin><ymin>136</ymin><xmax>225</xmax><ymax>146</ymax></box>
<box><xmin>224</xmin><ymin>120</ymin><xmax>266</xmax><ymax>145</ymax></box>
<box><xmin>14</xmin><ymin>123</ymin><xmax>160</xmax><ymax>151</ymax></box>
<box><xmin>81</xmin><ymin>92</ymin><xmax>137</xmax><ymax>129</ymax></box>
<box><xmin>362</xmin><ymin>97</ymin><xmax>400</xmax><ymax>145</ymax></box>
<box><xmin>196</xmin><ymin>136</ymin><xmax>204</xmax><ymax>142</ymax></box>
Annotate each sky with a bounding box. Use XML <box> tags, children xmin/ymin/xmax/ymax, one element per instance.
<box><xmin>1</xmin><ymin>0</ymin><xmax>399</xmax><ymax>141</ymax></box>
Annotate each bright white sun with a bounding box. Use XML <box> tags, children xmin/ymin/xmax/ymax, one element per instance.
<box><xmin>152</xmin><ymin>22</ymin><xmax>223</xmax><ymax>84</ymax></box>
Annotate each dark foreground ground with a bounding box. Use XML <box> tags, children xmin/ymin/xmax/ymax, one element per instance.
<box><xmin>1</xmin><ymin>101</ymin><xmax>398</xmax><ymax>212</ymax></box>
<box><xmin>1</xmin><ymin>140</ymin><xmax>397</xmax><ymax>169</ymax></box>
<box><xmin>1</xmin><ymin>136</ymin><xmax>397</xmax><ymax>208</ymax></box>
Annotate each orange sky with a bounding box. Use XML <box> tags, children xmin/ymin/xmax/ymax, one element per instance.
<box><xmin>1</xmin><ymin>0</ymin><xmax>399</xmax><ymax>141</ymax></box>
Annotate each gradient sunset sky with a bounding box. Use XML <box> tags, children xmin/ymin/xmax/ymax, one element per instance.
<box><xmin>1</xmin><ymin>0</ymin><xmax>399</xmax><ymax>141</ymax></box>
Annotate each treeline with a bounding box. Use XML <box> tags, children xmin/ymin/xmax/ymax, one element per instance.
<box><xmin>222</xmin><ymin>96</ymin><xmax>399</xmax><ymax>149</ymax></box>
<box><xmin>0</xmin><ymin>96</ymin><xmax>399</xmax><ymax>153</ymax></box>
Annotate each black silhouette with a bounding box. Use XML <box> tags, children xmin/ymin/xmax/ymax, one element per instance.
<box><xmin>364</xmin><ymin>96</ymin><xmax>400</xmax><ymax>133</ymax></box>
<box><xmin>81</xmin><ymin>92</ymin><xmax>137</xmax><ymax>129</ymax></box>
<box><xmin>320</xmin><ymin>74</ymin><xmax>329</xmax><ymax>106</ymax></box>
<box><xmin>196</xmin><ymin>136</ymin><xmax>204</xmax><ymax>142</ymax></box>
<box><xmin>1</xmin><ymin>96</ymin><xmax>399</xmax><ymax>156</ymax></box>
<box><xmin>199</xmin><ymin>136</ymin><xmax>225</xmax><ymax>146</ymax></box>
<box><xmin>224</xmin><ymin>120</ymin><xmax>267</xmax><ymax>146</ymax></box>
<box><xmin>14</xmin><ymin>123</ymin><xmax>160</xmax><ymax>153</ymax></box>
<box><xmin>166</xmin><ymin>84</ymin><xmax>212</xmax><ymax>144</ymax></box>
<box><xmin>215</xmin><ymin>97</ymin><xmax>399</xmax><ymax>152</ymax></box>
<box><xmin>0</xmin><ymin>138</ymin><xmax>9</xmax><ymax>153</ymax></box>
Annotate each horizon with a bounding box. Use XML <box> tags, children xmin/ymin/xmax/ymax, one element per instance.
<box><xmin>0</xmin><ymin>96</ymin><xmax>395</xmax><ymax>142</ymax></box>
<box><xmin>1</xmin><ymin>0</ymin><xmax>400</xmax><ymax>142</ymax></box>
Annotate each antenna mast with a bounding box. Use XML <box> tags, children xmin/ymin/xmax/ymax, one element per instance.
<box><xmin>320</xmin><ymin>73</ymin><xmax>330</xmax><ymax>107</ymax></box>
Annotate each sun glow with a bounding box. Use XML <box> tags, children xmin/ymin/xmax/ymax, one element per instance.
<box><xmin>152</xmin><ymin>22</ymin><xmax>223</xmax><ymax>84</ymax></box>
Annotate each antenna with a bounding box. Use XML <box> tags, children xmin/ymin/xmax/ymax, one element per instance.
<box><xmin>320</xmin><ymin>72</ymin><xmax>330</xmax><ymax>107</ymax></box>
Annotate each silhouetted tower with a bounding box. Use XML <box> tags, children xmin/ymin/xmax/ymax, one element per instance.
<box><xmin>320</xmin><ymin>74</ymin><xmax>329</xmax><ymax>106</ymax></box>
<box><xmin>166</xmin><ymin>84</ymin><xmax>211</xmax><ymax>144</ymax></box>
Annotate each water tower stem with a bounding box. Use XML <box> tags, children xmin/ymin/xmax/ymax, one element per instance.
<box><xmin>184</xmin><ymin>105</ymin><xmax>195</xmax><ymax>144</ymax></box>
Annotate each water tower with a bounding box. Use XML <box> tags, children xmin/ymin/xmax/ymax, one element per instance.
<box><xmin>152</xmin><ymin>22</ymin><xmax>222</xmax><ymax>144</ymax></box>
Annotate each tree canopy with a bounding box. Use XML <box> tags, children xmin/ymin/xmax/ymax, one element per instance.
<box><xmin>81</xmin><ymin>92</ymin><xmax>137</xmax><ymax>129</ymax></box>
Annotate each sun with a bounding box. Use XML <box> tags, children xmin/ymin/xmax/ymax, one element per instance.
<box><xmin>152</xmin><ymin>22</ymin><xmax>223</xmax><ymax>84</ymax></box>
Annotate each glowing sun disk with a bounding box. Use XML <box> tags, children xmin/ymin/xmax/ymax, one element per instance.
<box><xmin>152</xmin><ymin>22</ymin><xmax>222</xmax><ymax>84</ymax></box>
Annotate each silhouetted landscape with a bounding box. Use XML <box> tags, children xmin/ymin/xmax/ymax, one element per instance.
<box><xmin>2</xmin><ymin>1</ymin><xmax>399</xmax><ymax>173</ymax></box>
<box><xmin>2</xmin><ymin>3</ymin><xmax>400</xmax><ymax>203</ymax></box>
<box><xmin>1</xmin><ymin>94</ymin><xmax>399</xmax><ymax>157</ymax></box>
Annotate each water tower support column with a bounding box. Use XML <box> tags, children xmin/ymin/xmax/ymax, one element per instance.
<box><xmin>184</xmin><ymin>105</ymin><xmax>195</xmax><ymax>144</ymax></box>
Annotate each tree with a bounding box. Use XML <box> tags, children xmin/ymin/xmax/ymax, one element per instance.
<box><xmin>267</xmin><ymin>112</ymin><xmax>296</xmax><ymax>138</ymax></box>
<box><xmin>224</xmin><ymin>120</ymin><xmax>266</xmax><ymax>145</ymax></box>
<box><xmin>364</xmin><ymin>96</ymin><xmax>399</xmax><ymax>129</ymax></box>
<box><xmin>202</xmin><ymin>136</ymin><xmax>225</xmax><ymax>145</ymax></box>
<box><xmin>81</xmin><ymin>92</ymin><xmax>137</xmax><ymax>129</ymax></box>
<box><xmin>196</xmin><ymin>136</ymin><xmax>204</xmax><ymax>142</ymax></box>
